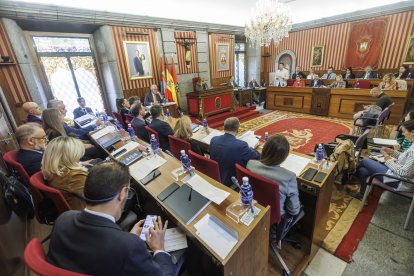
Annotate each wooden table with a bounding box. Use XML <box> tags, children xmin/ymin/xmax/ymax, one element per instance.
<box><xmin>144</xmin><ymin>102</ymin><xmax>178</xmax><ymax>118</ymax></box>
<box><xmin>89</xmin><ymin>126</ymin><xmax>271</xmax><ymax>276</ymax></box>
<box><xmin>233</xmin><ymin>88</ymin><xmax>253</xmax><ymax>106</ymax></box>
<box><xmin>191</xmin><ymin>127</ymin><xmax>336</xmax><ymax>275</ymax></box>
<box><xmin>266</xmin><ymin>86</ymin><xmax>408</xmax><ymax>124</ymax></box>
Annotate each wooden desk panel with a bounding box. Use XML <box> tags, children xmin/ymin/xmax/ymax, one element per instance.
<box><xmin>186</xmin><ymin>87</ymin><xmax>234</xmax><ymax>118</ymax></box>
<box><xmin>267</xmin><ymin>87</ymin><xmax>313</xmax><ymax>113</ymax></box>
<box><xmin>234</xmin><ymin>88</ymin><xmax>253</xmax><ymax>107</ymax></box>
<box><xmin>329</xmin><ymin>89</ymin><xmax>407</xmax><ymax>124</ymax></box>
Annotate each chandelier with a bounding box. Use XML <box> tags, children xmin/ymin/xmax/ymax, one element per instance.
<box><xmin>245</xmin><ymin>0</ymin><xmax>292</xmax><ymax>48</ymax></box>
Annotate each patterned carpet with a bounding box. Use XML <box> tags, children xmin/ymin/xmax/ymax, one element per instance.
<box><xmin>238</xmin><ymin>111</ymin><xmax>362</xmax><ymax>258</ymax></box>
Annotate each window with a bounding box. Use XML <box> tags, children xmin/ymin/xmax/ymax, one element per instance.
<box><xmin>33</xmin><ymin>36</ymin><xmax>105</xmax><ymax>119</ymax></box>
<box><xmin>234</xmin><ymin>42</ymin><xmax>246</xmax><ymax>87</ymax></box>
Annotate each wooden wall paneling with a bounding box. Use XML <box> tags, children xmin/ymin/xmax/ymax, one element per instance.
<box><xmin>208</xmin><ymin>33</ymin><xmax>234</xmax><ymax>87</ymax></box>
<box><xmin>174</xmin><ymin>32</ymin><xmax>198</xmax><ymax>75</ymax></box>
<box><xmin>123</xmin><ymin>87</ymin><xmax>150</xmax><ymax>103</ymax></box>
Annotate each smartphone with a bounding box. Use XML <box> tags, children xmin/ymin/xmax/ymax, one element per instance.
<box><xmin>157</xmin><ymin>182</ymin><xmax>180</xmax><ymax>201</ymax></box>
<box><xmin>313</xmin><ymin>171</ymin><xmax>327</xmax><ymax>183</ymax></box>
<box><xmin>302</xmin><ymin>168</ymin><xmax>317</xmax><ymax>181</ymax></box>
<box><xmin>139</xmin><ymin>215</ymin><xmax>158</xmax><ymax>240</ymax></box>
<box><xmin>140</xmin><ymin>169</ymin><xmax>161</xmax><ymax>185</ymax></box>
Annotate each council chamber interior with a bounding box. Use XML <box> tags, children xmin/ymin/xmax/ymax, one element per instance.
<box><xmin>0</xmin><ymin>0</ymin><xmax>413</xmax><ymax>276</ymax></box>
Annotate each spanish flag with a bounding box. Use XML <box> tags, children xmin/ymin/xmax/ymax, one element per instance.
<box><xmin>165</xmin><ymin>58</ymin><xmax>179</xmax><ymax>108</ymax></box>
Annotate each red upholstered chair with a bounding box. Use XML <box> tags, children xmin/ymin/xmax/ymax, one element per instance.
<box><xmin>21</xmin><ymin>118</ymin><xmax>28</xmax><ymax>124</ymax></box>
<box><xmin>145</xmin><ymin>126</ymin><xmax>160</xmax><ymax>144</ymax></box>
<box><xmin>354</xmin><ymin>80</ymin><xmax>371</xmax><ymax>89</ymax></box>
<box><xmin>30</xmin><ymin>172</ymin><xmax>71</xmax><ymax>224</ymax></box>
<box><xmin>24</xmin><ymin>238</ymin><xmax>89</xmax><ymax>276</ymax></box>
<box><xmin>188</xmin><ymin>150</ymin><xmax>221</xmax><ymax>183</ymax></box>
<box><xmin>112</xmin><ymin>112</ymin><xmax>125</xmax><ymax>129</ymax></box>
<box><xmin>3</xmin><ymin>150</ymin><xmax>45</xmax><ymax>221</ymax></box>
<box><xmin>168</xmin><ymin>135</ymin><xmax>191</xmax><ymax>159</ymax></box>
<box><xmin>286</xmin><ymin>79</ymin><xmax>294</xmax><ymax>87</ymax></box>
<box><xmin>124</xmin><ymin>114</ymin><xmax>134</xmax><ymax>125</ymax></box>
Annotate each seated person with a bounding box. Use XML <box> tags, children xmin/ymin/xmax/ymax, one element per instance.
<box><xmin>149</xmin><ymin>105</ymin><xmax>173</xmax><ymax>151</ymax></box>
<box><xmin>22</xmin><ymin>102</ymin><xmax>42</xmax><ymax>124</ymax></box>
<box><xmin>144</xmin><ymin>84</ymin><xmax>164</xmax><ymax>106</ymax></box>
<box><xmin>195</xmin><ymin>78</ymin><xmax>208</xmax><ymax>92</ymax></box>
<box><xmin>291</xmin><ymin>66</ymin><xmax>306</xmax><ymax>80</ymax></box>
<box><xmin>260</xmin><ymin>79</ymin><xmax>266</xmax><ymax>87</ymax></box>
<box><xmin>15</xmin><ymin>123</ymin><xmax>47</xmax><ymax>176</ymax></box>
<box><xmin>306</xmin><ymin>68</ymin><xmax>316</xmax><ymax>80</ymax></box>
<box><xmin>228</xmin><ymin>76</ymin><xmax>238</xmax><ymax>88</ymax></box>
<box><xmin>116</xmin><ymin>98</ymin><xmax>131</xmax><ymax>124</ymax></box>
<box><xmin>46</xmin><ymin>161</ymin><xmax>175</xmax><ymax>275</ymax></box>
<box><xmin>328</xmin><ymin>75</ymin><xmax>346</xmax><ymax>88</ymax></box>
<box><xmin>292</xmin><ymin>75</ymin><xmax>305</xmax><ymax>87</ymax></box>
<box><xmin>343</xmin><ymin>67</ymin><xmax>355</xmax><ymax>80</ymax></box>
<box><xmin>360</xmin><ymin>66</ymin><xmax>377</xmax><ymax>79</ymax></box>
<box><xmin>395</xmin><ymin>111</ymin><xmax>414</xmax><ymax>152</ymax></box>
<box><xmin>247</xmin><ymin>134</ymin><xmax>301</xmax><ymax>217</ymax></box>
<box><xmin>173</xmin><ymin>115</ymin><xmax>204</xmax><ymax>156</ymax></box>
<box><xmin>130</xmin><ymin>102</ymin><xmax>150</xmax><ymax>142</ymax></box>
<box><xmin>379</xmin><ymin>73</ymin><xmax>397</xmax><ymax>90</ymax></box>
<box><xmin>42</xmin><ymin>108</ymin><xmax>104</xmax><ymax>160</ymax></box>
<box><xmin>249</xmin><ymin>78</ymin><xmax>259</xmax><ymax>88</ymax></box>
<box><xmin>310</xmin><ymin>74</ymin><xmax>324</xmax><ymax>87</ymax></box>
<box><xmin>321</xmin><ymin>67</ymin><xmax>336</xmax><ymax>79</ymax></box>
<box><xmin>47</xmin><ymin>99</ymin><xmax>75</xmax><ymax>127</ymax></box>
<box><xmin>73</xmin><ymin>97</ymin><xmax>93</xmax><ymax>119</ymax></box>
<box><xmin>353</xmin><ymin>87</ymin><xmax>392</xmax><ymax>120</ymax></box>
<box><xmin>41</xmin><ymin>136</ymin><xmax>90</xmax><ymax>210</ymax></box>
<box><xmin>395</xmin><ymin>65</ymin><xmax>411</xmax><ymax>80</ymax></box>
<box><xmin>128</xmin><ymin>96</ymin><xmax>141</xmax><ymax>107</ymax></box>
<box><xmin>210</xmin><ymin>117</ymin><xmax>260</xmax><ymax>187</ymax></box>
<box><xmin>353</xmin><ymin>119</ymin><xmax>414</xmax><ymax>199</ymax></box>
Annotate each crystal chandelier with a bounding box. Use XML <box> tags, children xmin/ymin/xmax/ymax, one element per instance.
<box><xmin>245</xmin><ymin>0</ymin><xmax>292</xmax><ymax>48</ymax></box>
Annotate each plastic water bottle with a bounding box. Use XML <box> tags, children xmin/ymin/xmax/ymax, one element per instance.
<box><xmin>165</xmin><ymin>109</ymin><xmax>171</xmax><ymax>119</ymax></box>
<box><xmin>114</xmin><ymin>120</ymin><xmax>123</xmax><ymax>131</ymax></box>
<box><xmin>103</xmin><ymin>111</ymin><xmax>108</xmax><ymax>122</ymax></box>
<box><xmin>316</xmin><ymin>144</ymin><xmax>324</xmax><ymax>163</ymax></box>
<box><xmin>127</xmin><ymin>124</ymin><xmax>135</xmax><ymax>140</ymax></box>
<box><xmin>407</xmin><ymin>72</ymin><xmax>412</xmax><ymax>79</ymax></box>
<box><xmin>240</xmin><ymin>177</ymin><xmax>253</xmax><ymax>205</ymax></box>
<box><xmin>180</xmin><ymin>150</ymin><xmax>192</xmax><ymax>174</ymax></box>
<box><xmin>264</xmin><ymin>132</ymin><xmax>269</xmax><ymax>142</ymax></box>
<box><xmin>95</xmin><ymin>109</ymin><xmax>100</xmax><ymax>119</ymax></box>
<box><xmin>150</xmin><ymin>134</ymin><xmax>159</xmax><ymax>155</ymax></box>
<box><xmin>202</xmin><ymin>118</ymin><xmax>208</xmax><ymax>131</ymax></box>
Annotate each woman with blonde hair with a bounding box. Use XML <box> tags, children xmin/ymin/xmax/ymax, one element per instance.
<box><xmin>42</xmin><ymin>108</ymin><xmax>67</xmax><ymax>141</ymax></box>
<box><xmin>328</xmin><ymin>74</ymin><xmax>346</xmax><ymax>89</ymax></box>
<box><xmin>379</xmin><ymin>73</ymin><xmax>397</xmax><ymax>90</ymax></box>
<box><xmin>173</xmin><ymin>115</ymin><xmax>204</xmax><ymax>155</ymax></box>
<box><xmin>42</xmin><ymin>136</ymin><xmax>88</xmax><ymax>210</ymax></box>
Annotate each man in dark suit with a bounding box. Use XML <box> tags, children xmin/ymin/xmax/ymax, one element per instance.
<box><xmin>22</xmin><ymin>102</ymin><xmax>43</xmax><ymax>124</ymax></box>
<box><xmin>210</xmin><ymin>117</ymin><xmax>260</xmax><ymax>187</ymax></box>
<box><xmin>46</xmin><ymin>161</ymin><xmax>175</xmax><ymax>275</ymax></box>
<box><xmin>73</xmin><ymin>97</ymin><xmax>93</xmax><ymax>119</ymax></box>
<box><xmin>133</xmin><ymin>49</ymin><xmax>145</xmax><ymax>76</ymax></box>
<box><xmin>291</xmin><ymin>66</ymin><xmax>306</xmax><ymax>80</ymax></box>
<box><xmin>144</xmin><ymin>85</ymin><xmax>164</xmax><ymax>106</ymax></box>
<box><xmin>130</xmin><ymin>102</ymin><xmax>150</xmax><ymax>142</ymax></box>
<box><xmin>149</xmin><ymin>105</ymin><xmax>173</xmax><ymax>151</ymax></box>
<box><xmin>360</xmin><ymin>66</ymin><xmax>377</xmax><ymax>79</ymax></box>
<box><xmin>310</xmin><ymin>74</ymin><xmax>324</xmax><ymax>88</ymax></box>
<box><xmin>15</xmin><ymin>124</ymin><xmax>47</xmax><ymax>176</ymax></box>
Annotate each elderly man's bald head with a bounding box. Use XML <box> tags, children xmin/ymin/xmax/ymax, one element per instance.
<box><xmin>22</xmin><ymin>102</ymin><xmax>42</xmax><ymax>116</ymax></box>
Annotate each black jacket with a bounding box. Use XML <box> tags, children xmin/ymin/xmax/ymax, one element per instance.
<box><xmin>46</xmin><ymin>211</ymin><xmax>175</xmax><ymax>276</ymax></box>
<box><xmin>73</xmin><ymin>107</ymin><xmax>93</xmax><ymax>119</ymax></box>
<box><xmin>149</xmin><ymin>118</ymin><xmax>174</xmax><ymax>151</ymax></box>
<box><xmin>16</xmin><ymin>149</ymin><xmax>43</xmax><ymax>176</ymax></box>
<box><xmin>131</xmin><ymin>117</ymin><xmax>149</xmax><ymax>142</ymax></box>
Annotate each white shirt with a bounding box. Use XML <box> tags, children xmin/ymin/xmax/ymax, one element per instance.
<box><xmin>321</xmin><ymin>72</ymin><xmax>336</xmax><ymax>79</ymax></box>
<box><xmin>307</xmin><ymin>74</ymin><xmax>314</xmax><ymax>80</ymax></box>
<box><xmin>275</xmin><ymin>68</ymin><xmax>289</xmax><ymax>86</ymax></box>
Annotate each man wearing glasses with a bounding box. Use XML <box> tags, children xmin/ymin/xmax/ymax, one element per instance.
<box><xmin>46</xmin><ymin>161</ymin><xmax>175</xmax><ymax>275</ymax></box>
<box><xmin>15</xmin><ymin>123</ymin><xmax>48</xmax><ymax>176</ymax></box>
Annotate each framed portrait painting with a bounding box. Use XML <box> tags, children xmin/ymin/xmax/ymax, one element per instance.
<box><xmin>403</xmin><ymin>35</ymin><xmax>414</xmax><ymax>65</ymax></box>
<box><xmin>123</xmin><ymin>41</ymin><xmax>153</xmax><ymax>80</ymax></box>
<box><xmin>216</xmin><ymin>43</ymin><xmax>229</xmax><ymax>71</ymax></box>
<box><xmin>311</xmin><ymin>45</ymin><xmax>324</xmax><ymax>67</ymax></box>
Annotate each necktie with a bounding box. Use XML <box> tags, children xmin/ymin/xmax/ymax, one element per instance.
<box><xmin>327</xmin><ymin>73</ymin><xmax>330</xmax><ymax>79</ymax></box>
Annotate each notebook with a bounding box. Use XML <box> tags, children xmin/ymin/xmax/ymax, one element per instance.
<box><xmin>163</xmin><ymin>184</ymin><xmax>211</xmax><ymax>225</ymax></box>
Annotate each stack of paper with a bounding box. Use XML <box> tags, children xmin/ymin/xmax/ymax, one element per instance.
<box><xmin>238</xmin><ymin>131</ymin><xmax>260</xmax><ymax>148</ymax></box>
<box><xmin>129</xmin><ymin>155</ymin><xmax>167</xmax><ymax>181</ymax></box>
<box><xmin>372</xmin><ymin>138</ymin><xmax>399</xmax><ymax>146</ymax></box>
<box><xmin>186</xmin><ymin>174</ymin><xmax>230</xmax><ymax>205</ymax></box>
<box><xmin>201</xmin><ymin>129</ymin><xmax>223</xmax><ymax>144</ymax></box>
<box><xmin>90</xmin><ymin>126</ymin><xmax>116</xmax><ymax>140</ymax></box>
<box><xmin>164</xmin><ymin>227</ymin><xmax>188</xmax><ymax>252</ymax></box>
<box><xmin>194</xmin><ymin>214</ymin><xmax>238</xmax><ymax>259</ymax></box>
<box><xmin>280</xmin><ymin>154</ymin><xmax>310</xmax><ymax>176</ymax></box>
<box><xmin>111</xmin><ymin>141</ymin><xmax>142</xmax><ymax>158</ymax></box>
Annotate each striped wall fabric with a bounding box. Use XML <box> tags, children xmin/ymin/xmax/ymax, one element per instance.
<box><xmin>112</xmin><ymin>26</ymin><xmax>161</xmax><ymax>91</ymax></box>
<box><xmin>209</xmin><ymin>33</ymin><xmax>235</xmax><ymax>80</ymax></box>
<box><xmin>174</xmin><ymin>32</ymin><xmax>198</xmax><ymax>75</ymax></box>
<box><xmin>0</xmin><ymin>22</ymin><xmax>31</xmax><ymax>103</ymax></box>
<box><xmin>263</xmin><ymin>10</ymin><xmax>414</xmax><ymax>73</ymax></box>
